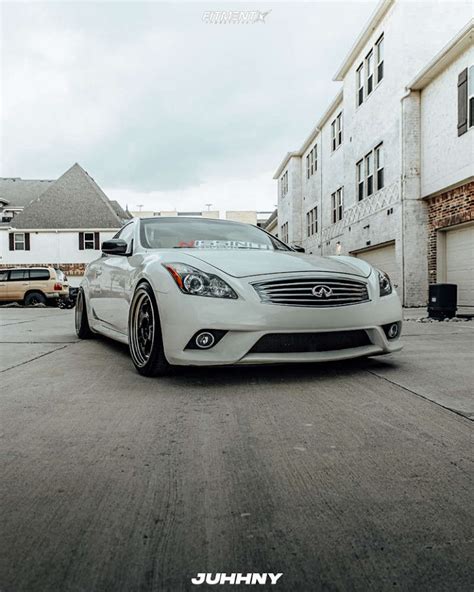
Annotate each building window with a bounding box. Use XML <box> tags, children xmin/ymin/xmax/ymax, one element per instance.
<box><xmin>79</xmin><ymin>231</ymin><xmax>99</xmax><ymax>250</ymax></box>
<box><xmin>356</xmin><ymin>34</ymin><xmax>384</xmax><ymax>106</ymax></box>
<box><xmin>305</xmin><ymin>144</ymin><xmax>318</xmax><ymax>178</ymax></box>
<box><xmin>356</xmin><ymin>64</ymin><xmax>364</xmax><ymax>106</ymax></box>
<box><xmin>84</xmin><ymin>232</ymin><xmax>95</xmax><ymax>249</ymax></box>
<box><xmin>14</xmin><ymin>233</ymin><xmax>25</xmax><ymax>251</ymax></box>
<box><xmin>331</xmin><ymin>112</ymin><xmax>343</xmax><ymax>151</ymax></box>
<box><xmin>375</xmin><ymin>143</ymin><xmax>384</xmax><ymax>190</ymax></box>
<box><xmin>365</xmin><ymin>152</ymin><xmax>374</xmax><ymax>196</ymax></box>
<box><xmin>281</xmin><ymin>222</ymin><xmax>289</xmax><ymax>243</ymax></box>
<box><xmin>366</xmin><ymin>50</ymin><xmax>374</xmax><ymax>96</ymax></box>
<box><xmin>331</xmin><ymin>188</ymin><xmax>343</xmax><ymax>224</ymax></box>
<box><xmin>280</xmin><ymin>171</ymin><xmax>288</xmax><ymax>198</ymax></box>
<box><xmin>9</xmin><ymin>232</ymin><xmax>30</xmax><ymax>251</ymax></box>
<box><xmin>306</xmin><ymin>207</ymin><xmax>318</xmax><ymax>237</ymax></box>
<box><xmin>357</xmin><ymin>143</ymin><xmax>384</xmax><ymax>200</ymax></box>
<box><xmin>357</xmin><ymin>160</ymin><xmax>364</xmax><ymax>201</ymax></box>
<box><xmin>376</xmin><ymin>34</ymin><xmax>384</xmax><ymax>83</ymax></box>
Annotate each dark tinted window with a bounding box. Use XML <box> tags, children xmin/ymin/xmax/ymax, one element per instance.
<box><xmin>0</xmin><ymin>270</ymin><xmax>8</xmax><ymax>281</ymax></box>
<box><xmin>140</xmin><ymin>218</ymin><xmax>289</xmax><ymax>251</ymax></box>
<box><xmin>9</xmin><ymin>269</ymin><xmax>29</xmax><ymax>281</ymax></box>
<box><xmin>30</xmin><ymin>269</ymin><xmax>50</xmax><ymax>280</ymax></box>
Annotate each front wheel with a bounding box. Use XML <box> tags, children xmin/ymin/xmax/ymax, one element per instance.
<box><xmin>75</xmin><ymin>288</ymin><xmax>94</xmax><ymax>339</ymax></box>
<box><xmin>128</xmin><ymin>283</ymin><xmax>171</xmax><ymax>377</ymax></box>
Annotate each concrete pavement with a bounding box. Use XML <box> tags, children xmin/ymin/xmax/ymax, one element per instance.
<box><xmin>0</xmin><ymin>309</ymin><xmax>473</xmax><ymax>592</ymax></box>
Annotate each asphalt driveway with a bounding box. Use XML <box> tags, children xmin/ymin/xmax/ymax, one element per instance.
<box><xmin>0</xmin><ymin>309</ymin><xmax>473</xmax><ymax>592</ymax></box>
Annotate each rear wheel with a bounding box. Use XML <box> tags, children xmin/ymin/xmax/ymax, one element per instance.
<box><xmin>75</xmin><ymin>288</ymin><xmax>94</xmax><ymax>339</ymax></box>
<box><xmin>129</xmin><ymin>283</ymin><xmax>171</xmax><ymax>377</ymax></box>
<box><xmin>24</xmin><ymin>291</ymin><xmax>46</xmax><ymax>306</ymax></box>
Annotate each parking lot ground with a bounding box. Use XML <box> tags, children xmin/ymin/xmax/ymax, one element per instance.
<box><xmin>0</xmin><ymin>309</ymin><xmax>473</xmax><ymax>592</ymax></box>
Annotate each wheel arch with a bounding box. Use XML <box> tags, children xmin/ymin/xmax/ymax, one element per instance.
<box><xmin>24</xmin><ymin>289</ymin><xmax>47</xmax><ymax>300</ymax></box>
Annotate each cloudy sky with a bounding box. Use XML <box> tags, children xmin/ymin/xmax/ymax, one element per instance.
<box><xmin>1</xmin><ymin>0</ymin><xmax>378</xmax><ymax>214</ymax></box>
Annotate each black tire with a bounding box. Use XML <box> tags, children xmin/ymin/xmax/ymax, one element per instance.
<box><xmin>24</xmin><ymin>291</ymin><xmax>46</xmax><ymax>306</ymax></box>
<box><xmin>128</xmin><ymin>283</ymin><xmax>171</xmax><ymax>377</ymax></box>
<box><xmin>75</xmin><ymin>288</ymin><xmax>94</xmax><ymax>339</ymax></box>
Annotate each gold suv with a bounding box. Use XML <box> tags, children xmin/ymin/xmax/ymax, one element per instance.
<box><xmin>0</xmin><ymin>267</ymin><xmax>69</xmax><ymax>305</ymax></box>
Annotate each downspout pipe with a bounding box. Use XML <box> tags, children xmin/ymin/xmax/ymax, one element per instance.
<box><xmin>400</xmin><ymin>87</ymin><xmax>412</xmax><ymax>306</ymax></box>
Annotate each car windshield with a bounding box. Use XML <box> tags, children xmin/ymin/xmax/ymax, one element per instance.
<box><xmin>140</xmin><ymin>218</ymin><xmax>290</xmax><ymax>251</ymax></box>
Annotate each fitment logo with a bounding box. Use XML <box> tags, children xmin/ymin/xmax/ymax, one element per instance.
<box><xmin>191</xmin><ymin>573</ymin><xmax>283</xmax><ymax>585</ymax></box>
<box><xmin>202</xmin><ymin>10</ymin><xmax>271</xmax><ymax>25</ymax></box>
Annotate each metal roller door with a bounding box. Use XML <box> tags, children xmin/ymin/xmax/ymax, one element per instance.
<box><xmin>445</xmin><ymin>224</ymin><xmax>474</xmax><ymax>308</ymax></box>
<box><xmin>353</xmin><ymin>242</ymin><xmax>400</xmax><ymax>289</ymax></box>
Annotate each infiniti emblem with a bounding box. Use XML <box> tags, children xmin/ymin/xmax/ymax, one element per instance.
<box><xmin>312</xmin><ymin>285</ymin><xmax>333</xmax><ymax>298</ymax></box>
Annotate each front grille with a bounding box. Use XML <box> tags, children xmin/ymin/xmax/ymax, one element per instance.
<box><xmin>252</xmin><ymin>277</ymin><xmax>369</xmax><ymax>307</ymax></box>
<box><xmin>249</xmin><ymin>330</ymin><xmax>370</xmax><ymax>354</ymax></box>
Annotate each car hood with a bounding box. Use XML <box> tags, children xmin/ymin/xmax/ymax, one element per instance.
<box><xmin>181</xmin><ymin>250</ymin><xmax>371</xmax><ymax>278</ymax></box>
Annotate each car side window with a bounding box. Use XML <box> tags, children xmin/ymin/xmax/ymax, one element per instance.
<box><xmin>9</xmin><ymin>270</ymin><xmax>29</xmax><ymax>281</ymax></box>
<box><xmin>30</xmin><ymin>269</ymin><xmax>50</xmax><ymax>280</ymax></box>
<box><xmin>0</xmin><ymin>270</ymin><xmax>8</xmax><ymax>281</ymax></box>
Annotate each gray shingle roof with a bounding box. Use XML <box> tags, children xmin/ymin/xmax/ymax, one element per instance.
<box><xmin>0</xmin><ymin>178</ymin><xmax>54</xmax><ymax>208</ymax></box>
<box><xmin>11</xmin><ymin>163</ymin><xmax>123</xmax><ymax>229</ymax></box>
<box><xmin>110</xmin><ymin>200</ymin><xmax>132</xmax><ymax>223</ymax></box>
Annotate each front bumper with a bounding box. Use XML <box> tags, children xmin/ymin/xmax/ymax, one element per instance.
<box><xmin>156</xmin><ymin>281</ymin><xmax>403</xmax><ymax>366</ymax></box>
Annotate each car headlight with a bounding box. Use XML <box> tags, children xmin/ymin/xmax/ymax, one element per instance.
<box><xmin>377</xmin><ymin>269</ymin><xmax>392</xmax><ymax>297</ymax></box>
<box><xmin>163</xmin><ymin>263</ymin><xmax>238</xmax><ymax>299</ymax></box>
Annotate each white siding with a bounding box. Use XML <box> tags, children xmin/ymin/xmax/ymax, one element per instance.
<box><xmin>420</xmin><ymin>47</ymin><xmax>474</xmax><ymax>198</ymax></box>
<box><xmin>0</xmin><ymin>230</ymin><xmax>118</xmax><ymax>265</ymax></box>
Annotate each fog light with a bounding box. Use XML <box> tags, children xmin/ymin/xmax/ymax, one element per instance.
<box><xmin>195</xmin><ymin>331</ymin><xmax>216</xmax><ymax>349</ymax></box>
<box><xmin>185</xmin><ymin>329</ymin><xmax>227</xmax><ymax>350</ymax></box>
<box><xmin>387</xmin><ymin>323</ymin><xmax>399</xmax><ymax>339</ymax></box>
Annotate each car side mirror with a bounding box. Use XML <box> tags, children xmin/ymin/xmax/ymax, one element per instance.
<box><xmin>292</xmin><ymin>245</ymin><xmax>305</xmax><ymax>253</ymax></box>
<box><xmin>101</xmin><ymin>239</ymin><xmax>128</xmax><ymax>255</ymax></box>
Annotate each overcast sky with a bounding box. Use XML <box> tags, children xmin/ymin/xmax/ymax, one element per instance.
<box><xmin>1</xmin><ymin>0</ymin><xmax>379</xmax><ymax>214</ymax></box>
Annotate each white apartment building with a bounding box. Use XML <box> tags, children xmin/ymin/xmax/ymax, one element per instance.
<box><xmin>274</xmin><ymin>0</ymin><xmax>473</xmax><ymax>307</ymax></box>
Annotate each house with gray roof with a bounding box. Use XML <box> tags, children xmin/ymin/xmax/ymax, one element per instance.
<box><xmin>0</xmin><ymin>163</ymin><xmax>131</xmax><ymax>275</ymax></box>
<box><xmin>0</xmin><ymin>177</ymin><xmax>54</xmax><ymax>223</ymax></box>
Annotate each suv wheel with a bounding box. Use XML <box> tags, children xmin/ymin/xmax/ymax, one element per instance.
<box><xmin>24</xmin><ymin>292</ymin><xmax>46</xmax><ymax>306</ymax></box>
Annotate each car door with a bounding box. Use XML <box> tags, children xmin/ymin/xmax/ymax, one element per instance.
<box><xmin>104</xmin><ymin>222</ymin><xmax>137</xmax><ymax>334</ymax></box>
<box><xmin>87</xmin><ymin>253</ymin><xmax>113</xmax><ymax>326</ymax></box>
<box><xmin>7</xmin><ymin>269</ymin><xmax>30</xmax><ymax>301</ymax></box>
<box><xmin>0</xmin><ymin>270</ymin><xmax>9</xmax><ymax>301</ymax></box>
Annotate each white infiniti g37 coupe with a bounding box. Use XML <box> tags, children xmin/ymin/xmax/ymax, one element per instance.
<box><xmin>76</xmin><ymin>217</ymin><xmax>402</xmax><ymax>376</ymax></box>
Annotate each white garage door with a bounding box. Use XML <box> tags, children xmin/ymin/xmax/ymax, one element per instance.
<box><xmin>354</xmin><ymin>242</ymin><xmax>400</xmax><ymax>289</ymax></box>
<box><xmin>445</xmin><ymin>224</ymin><xmax>474</xmax><ymax>308</ymax></box>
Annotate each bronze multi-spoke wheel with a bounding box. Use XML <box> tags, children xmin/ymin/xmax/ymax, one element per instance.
<box><xmin>129</xmin><ymin>283</ymin><xmax>170</xmax><ymax>376</ymax></box>
<box><xmin>75</xmin><ymin>288</ymin><xmax>94</xmax><ymax>339</ymax></box>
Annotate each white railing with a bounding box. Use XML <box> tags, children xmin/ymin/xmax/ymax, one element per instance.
<box><xmin>321</xmin><ymin>181</ymin><xmax>400</xmax><ymax>242</ymax></box>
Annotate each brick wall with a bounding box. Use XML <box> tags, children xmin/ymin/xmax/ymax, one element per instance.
<box><xmin>0</xmin><ymin>262</ymin><xmax>86</xmax><ymax>276</ymax></box>
<box><xmin>426</xmin><ymin>181</ymin><xmax>474</xmax><ymax>283</ymax></box>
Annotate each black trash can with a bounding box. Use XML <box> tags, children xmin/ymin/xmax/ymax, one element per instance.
<box><xmin>428</xmin><ymin>283</ymin><xmax>457</xmax><ymax>319</ymax></box>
